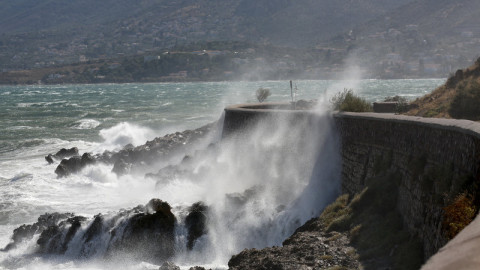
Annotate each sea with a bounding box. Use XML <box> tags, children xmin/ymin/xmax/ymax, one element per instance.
<box><xmin>0</xmin><ymin>79</ymin><xmax>444</xmax><ymax>269</ymax></box>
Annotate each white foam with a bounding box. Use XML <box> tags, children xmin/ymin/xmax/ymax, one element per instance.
<box><xmin>73</xmin><ymin>119</ymin><xmax>101</xmax><ymax>130</ymax></box>
<box><xmin>97</xmin><ymin>122</ymin><xmax>156</xmax><ymax>151</ymax></box>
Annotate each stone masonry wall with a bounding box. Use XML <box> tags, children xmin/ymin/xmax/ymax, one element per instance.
<box><xmin>334</xmin><ymin>112</ymin><xmax>480</xmax><ymax>258</ymax></box>
<box><xmin>223</xmin><ymin>104</ymin><xmax>480</xmax><ymax>260</ymax></box>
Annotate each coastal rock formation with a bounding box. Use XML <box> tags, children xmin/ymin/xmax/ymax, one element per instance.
<box><xmin>185</xmin><ymin>202</ymin><xmax>209</xmax><ymax>250</ymax></box>
<box><xmin>54</xmin><ymin>153</ymin><xmax>96</xmax><ymax>177</ymax></box>
<box><xmin>2</xmin><ymin>213</ymin><xmax>75</xmax><ymax>252</ymax></box>
<box><xmin>52</xmin><ymin>122</ymin><xmax>217</xmax><ymax>177</ymax></box>
<box><xmin>2</xmin><ymin>199</ymin><xmax>178</xmax><ymax>263</ymax></box>
<box><xmin>228</xmin><ymin>217</ymin><xmax>360</xmax><ymax>270</ymax></box>
<box><xmin>45</xmin><ymin>147</ymin><xmax>79</xmax><ymax>164</ymax></box>
<box><xmin>159</xmin><ymin>262</ymin><xmax>180</xmax><ymax>270</ymax></box>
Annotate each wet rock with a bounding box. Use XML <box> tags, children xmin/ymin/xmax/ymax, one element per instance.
<box><xmin>48</xmin><ymin>122</ymin><xmax>217</xmax><ymax>176</ymax></box>
<box><xmin>37</xmin><ymin>225</ymin><xmax>62</xmax><ymax>253</ymax></box>
<box><xmin>2</xmin><ymin>213</ymin><xmax>74</xmax><ymax>252</ymax></box>
<box><xmin>62</xmin><ymin>216</ymin><xmax>87</xmax><ymax>251</ymax></box>
<box><xmin>83</xmin><ymin>214</ymin><xmax>105</xmax><ymax>244</ymax></box>
<box><xmin>4</xmin><ymin>199</ymin><xmax>176</xmax><ymax>263</ymax></box>
<box><xmin>45</xmin><ymin>147</ymin><xmax>79</xmax><ymax>165</ymax></box>
<box><xmin>123</xmin><ymin>143</ymin><xmax>134</xmax><ymax>151</ymax></box>
<box><xmin>81</xmin><ymin>152</ymin><xmax>95</xmax><ymax>167</ymax></box>
<box><xmin>112</xmin><ymin>158</ymin><xmax>131</xmax><ymax>175</ymax></box>
<box><xmin>106</xmin><ymin>199</ymin><xmax>176</xmax><ymax>262</ymax></box>
<box><xmin>185</xmin><ymin>202</ymin><xmax>209</xmax><ymax>250</ymax></box>
<box><xmin>34</xmin><ymin>214</ymin><xmax>87</xmax><ymax>254</ymax></box>
<box><xmin>159</xmin><ymin>261</ymin><xmax>180</xmax><ymax>270</ymax></box>
<box><xmin>228</xmin><ymin>217</ymin><xmax>360</xmax><ymax>270</ymax></box>
<box><xmin>55</xmin><ymin>147</ymin><xmax>79</xmax><ymax>159</ymax></box>
<box><xmin>45</xmin><ymin>154</ymin><xmax>54</xmax><ymax>164</ymax></box>
<box><xmin>55</xmin><ymin>156</ymin><xmax>82</xmax><ymax>177</ymax></box>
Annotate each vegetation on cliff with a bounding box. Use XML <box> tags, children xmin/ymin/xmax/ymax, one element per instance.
<box><xmin>406</xmin><ymin>58</ymin><xmax>480</xmax><ymax>120</ymax></box>
<box><xmin>321</xmin><ymin>174</ymin><xmax>424</xmax><ymax>270</ymax></box>
<box><xmin>330</xmin><ymin>89</ymin><xmax>373</xmax><ymax>112</ymax></box>
<box><xmin>443</xmin><ymin>193</ymin><xmax>477</xmax><ymax>240</ymax></box>
<box><xmin>228</xmin><ymin>172</ymin><xmax>424</xmax><ymax>270</ymax></box>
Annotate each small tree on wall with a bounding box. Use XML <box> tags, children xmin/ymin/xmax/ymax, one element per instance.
<box><xmin>256</xmin><ymin>88</ymin><xmax>271</xmax><ymax>103</ymax></box>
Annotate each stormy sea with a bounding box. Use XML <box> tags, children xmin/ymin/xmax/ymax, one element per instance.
<box><xmin>0</xmin><ymin>79</ymin><xmax>443</xmax><ymax>269</ymax></box>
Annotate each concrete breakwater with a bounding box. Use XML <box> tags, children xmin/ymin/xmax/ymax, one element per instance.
<box><xmin>223</xmin><ymin>103</ymin><xmax>480</xmax><ymax>266</ymax></box>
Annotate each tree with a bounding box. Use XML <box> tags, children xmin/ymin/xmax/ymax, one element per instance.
<box><xmin>256</xmin><ymin>88</ymin><xmax>271</xmax><ymax>103</ymax></box>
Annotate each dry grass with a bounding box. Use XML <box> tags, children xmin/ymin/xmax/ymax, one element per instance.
<box><xmin>405</xmin><ymin>58</ymin><xmax>480</xmax><ymax>120</ymax></box>
<box><xmin>405</xmin><ymin>85</ymin><xmax>456</xmax><ymax>118</ymax></box>
<box><xmin>320</xmin><ymin>255</ymin><xmax>334</xmax><ymax>260</ymax></box>
<box><xmin>318</xmin><ymin>173</ymin><xmax>424</xmax><ymax>270</ymax></box>
<box><xmin>443</xmin><ymin>193</ymin><xmax>477</xmax><ymax>239</ymax></box>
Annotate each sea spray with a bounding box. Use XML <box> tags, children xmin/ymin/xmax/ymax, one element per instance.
<box><xmin>98</xmin><ymin>122</ymin><xmax>157</xmax><ymax>151</ymax></box>
<box><xmin>0</xmin><ymin>81</ymin><xmax>444</xmax><ymax>269</ymax></box>
<box><xmin>1</xmin><ymin>104</ymin><xmax>341</xmax><ymax>269</ymax></box>
<box><xmin>165</xmin><ymin>104</ymin><xmax>342</xmax><ymax>265</ymax></box>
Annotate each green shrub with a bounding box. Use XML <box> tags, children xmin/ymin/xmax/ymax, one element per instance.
<box><xmin>330</xmin><ymin>89</ymin><xmax>372</xmax><ymax>112</ymax></box>
<box><xmin>256</xmin><ymin>88</ymin><xmax>271</xmax><ymax>103</ymax></box>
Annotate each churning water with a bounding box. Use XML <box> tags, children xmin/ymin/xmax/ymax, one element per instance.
<box><xmin>0</xmin><ymin>79</ymin><xmax>443</xmax><ymax>269</ymax></box>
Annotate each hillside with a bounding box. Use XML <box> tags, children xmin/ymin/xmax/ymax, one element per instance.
<box><xmin>2</xmin><ymin>0</ymin><xmax>480</xmax><ymax>79</ymax></box>
<box><xmin>322</xmin><ymin>0</ymin><xmax>480</xmax><ymax>78</ymax></box>
<box><xmin>0</xmin><ymin>42</ymin><xmax>349</xmax><ymax>84</ymax></box>
<box><xmin>406</xmin><ymin>58</ymin><xmax>480</xmax><ymax>120</ymax></box>
<box><xmin>0</xmin><ymin>0</ymin><xmax>413</xmax><ymax>71</ymax></box>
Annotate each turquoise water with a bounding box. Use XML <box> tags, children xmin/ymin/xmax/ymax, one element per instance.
<box><xmin>0</xmin><ymin>79</ymin><xmax>444</xmax><ymax>155</ymax></box>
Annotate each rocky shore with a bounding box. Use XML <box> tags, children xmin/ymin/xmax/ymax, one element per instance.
<box><xmin>228</xmin><ymin>216</ymin><xmax>360</xmax><ymax>270</ymax></box>
<box><xmin>1</xmin><ymin>198</ymin><xmax>208</xmax><ymax>264</ymax></box>
<box><xmin>46</xmin><ymin>122</ymin><xmax>218</xmax><ymax>177</ymax></box>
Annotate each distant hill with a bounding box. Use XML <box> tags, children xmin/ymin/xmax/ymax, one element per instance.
<box><xmin>357</xmin><ymin>0</ymin><xmax>480</xmax><ymax>37</ymax></box>
<box><xmin>327</xmin><ymin>0</ymin><xmax>480</xmax><ymax>78</ymax></box>
<box><xmin>406</xmin><ymin>57</ymin><xmax>480</xmax><ymax>120</ymax></box>
<box><xmin>2</xmin><ymin>0</ymin><xmax>479</xmax><ymax>80</ymax></box>
<box><xmin>0</xmin><ymin>0</ymin><xmax>413</xmax><ymax>70</ymax></box>
<box><xmin>0</xmin><ymin>0</ymin><xmax>412</xmax><ymax>43</ymax></box>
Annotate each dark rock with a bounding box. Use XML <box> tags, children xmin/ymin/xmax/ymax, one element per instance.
<box><xmin>83</xmin><ymin>214</ymin><xmax>105</xmax><ymax>244</ymax></box>
<box><xmin>159</xmin><ymin>261</ymin><xmax>180</xmax><ymax>270</ymax></box>
<box><xmin>37</xmin><ymin>225</ymin><xmax>62</xmax><ymax>253</ymax></box>
<box><xmin>2</xmin><ymin>213</ymin><xmax>74</xmax><ymax>252</ymax></box>
<box><xmin>55</xmin><ymin>156</ymin><xmax>82</xmax><ymax>177</ymax></box>
<box><xmin>146</xmin><ymin>199</ymin><xmax>173</xmax><ymax>216</ymax></box>
<box><xmin>98</xmin><ymin>150</ymin><xmax>114</xmax><ymax>163</ymax></box>
<box><xmin>4</xmin><ymin>199</ymin><xmax>176</xmax><ymax>262</ymax></box>
<box><xmin>55</xmin><ymin>147</ymin><xmax>79</xmax><ymax>159</ymax></box>
<box><xmin>185</xmin><ymin>202</ymin><xmax>209</xmax><ymax>250</ymax></box>
<box><xmin>48</xmin><ymin>122</ymin><xmax>216</xmax><ymax>177</ymax></box>
<box><xmin>189</xmin><ymin>267</ymin><xmax>207</xmax><ymax>270</ymax></box>
<box><xmin>81</xmin><ymin>152</ymin><xmax>95</xmax><ymax>167</ymax></box>
<box><xmin>228</xmin><ymin>216</ymin><xmax>360</xmax><ymax>270</ymax></box>
<box><xmin>123</xmin><ymin>143</ymin><xmax>134</xmax><ymax>151</ymax></box>
<box><xmin>54</xmin><ymin>164</ymin><xmax>69</xmax><ymax>177</ymax></box>
<box><xmin>62</xmin><ymin>216</ymin><xmax>87</xmax><ymax>252</ymax></box>
<box><xmin>112</xmin><ymin>159</ymin><xmax>131</xmax><ymax>175</ymax></box>
<box><xmin>45</xmin><ymin>148</ymin><xmax>78</xmax><ymax>165</ymax></box>
<box><xmin>106</xmin><ymin>199</ymin><xmax>176</xmax><ymax>262</ymax></box>
<box><xmin>45</xmin><ymin>154</ymin><xmax>54</xmax><ymax>164</ymax></box>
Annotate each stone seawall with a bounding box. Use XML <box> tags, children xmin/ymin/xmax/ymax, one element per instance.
<box><xmin>334</xmin><ymin>112</ymin><xmax>480</xmax><ymax>259</ymax></box>
<box><xmin>223</xmin><ymin>104</ymin><xmax>480</xmax><ymax>265</ymax></box>
<box><xmin>222</xmin><ymin>103</ymin><xmax>314</xmax><ymax>138</ymax></box>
